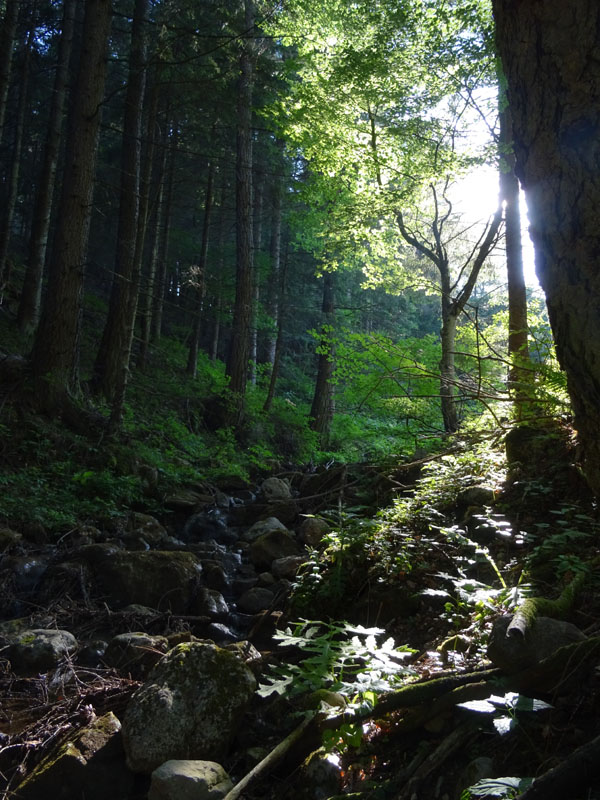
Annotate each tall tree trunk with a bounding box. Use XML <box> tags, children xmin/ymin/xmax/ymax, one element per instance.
<box><xmin>150</xmin><ymin>124</ymin><xmax>177</xmax><ymax>345</ymax></box>
<box><xmin>310</xmin><ymin>270</ymin><xmax>335</xmax><ymax>439</ymax></box>
<box><xmin>0</xmin><ymin>0</ymin><xmax>19</xmax><ymax>137</ymax></box>
<box><xmin>137</xmin><ymin>105</ymin><xmax>169</xmax><ymax>370</ymax></box>
<box><xmin>265</xmin><ymin>168</ymin><xmax>282</xmax><ymax>368</ymax></box>
<box><xmin>210</xmin><ymin>206</ymin><xmax>226</xmax><ymax>363</ymax></box>
<box><xmin>18</xmin><ymin>0</ymin><xmax>77</xmax><ymax>336</ymax></box>
<box><xmin>31</xmin><ymin>0</ymin><xmax>111</xmax><ymax>405</ymax></box>
<box><xmin>225</xmin><ymin>0</ymin><xmax>255</xmax><ymax>421</ymax></box>
<box><xmin>0</xmin><ymin>13</ymin><xmax>35</xmax><ymax>290</ymax></box>
<box><xmin>263</xmin><ymin>243</ymin><xmax>287</xmax><ymax>412</ymax></box>
<box><xmin>186</xmin><ymin>162</ymin><xmax>215</xmax><ymax>377</ymax></box>
<box><xmin>439</xmin><ymin>277</ymin><xmax>460</xmax><ymax>434</ymax></box>
<box><xmin>492</xmin><ymin>0</ymin><xmax>600</xmax><ymax>491</ymax></box>
<box><xmin>499</xmin><ymin>99</ymin><xmax>530</xmax><ymax>420</ymax></box>
<box><xmin>249</xmin><ymin>173</ymin><xmax>263</xmax><ymax>386</ymax></box>
<box><xmin>93</xmin><ymin>0</ymin><xmax>148</xmax><ymax>418</ymax></box>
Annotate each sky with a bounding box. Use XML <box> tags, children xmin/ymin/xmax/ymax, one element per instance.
<box><xmin>453</xmin><ymin>164</ymin><xmax>540</xmax><ymax>290</ymax></box>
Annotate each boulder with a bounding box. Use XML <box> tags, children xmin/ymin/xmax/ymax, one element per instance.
<box><xmin>104</xmin><ymin>632</ymin><xmax>169</xmax><ymax>678</ymax></box>
<box><xmin>272</xmin><ymin>555</ymin><xmax>305</xmax><ymax>580</ymax></box>
<box><xmin>0</xmin><ymin>527</ymin><xmax>23</xmax><ymax>552</ymax></box>
<box><xmin>7</xmin><ymin>629</ymin><xmax>78</xmax><ymax>676</ymax></box>
<box><xmin>249</xmin><ymin>530</ymin><xmax>302</xmax><ymax>570</ymax></box>
<box><xmin>149</xmin><ymin>760</ymin><xmax>233</xmax><ymax>800</ymax></box>
<box><xmin>83</xmin><ymin>550</ymin><xmax>202</xmax><ymax>612</ymax></box>
<box><xmin>164</xmin><ymin>490</ymin><xmax>212</xmax><ymax>512</ymax></box>
<box><xmin>298</xmin><ymin>517</ymin><xmax>330</xmax><ymax>547</ymax></box>
<box><xmin>237</xmin><ymin>587</ymin><xmax>275</xmax><ymax>614</ymax></box>
<box><xmin>14</xmin><ymin>712</ymin><xmax>132</xmax><ymax>800</ymax></box>
<box><xmin>122</xmin><ymin>642</ymin><xmax>257</xmax><ymax>773</ymax></box>
<box><xmin>456</xmin><ymin>486</ymin><xmax>495</xmax><ymax>508</ymax></box>
<box><xmin>242</xmin><ymin>516</ymin><xmax>288</xmax><ymax>543</ymax></box>
<box><xmin>487</xmin><ymin>614</ymin><xmax>587</xmax><ymax>672</ymax></box>
<box><xmin>260</xmin><ymin>477</ymin><xmax>292</xmax><ymax>501</ymax></box>
<box><xmin>192</xmin><ymin>588</ymin><xmax>229</xmax><ymax>620</ymax></box>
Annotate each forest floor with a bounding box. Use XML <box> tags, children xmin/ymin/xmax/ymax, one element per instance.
<box><xmin>1</xmin><ymin>420</ymin><xmax>600</xmax><ymax>800</ymax></box>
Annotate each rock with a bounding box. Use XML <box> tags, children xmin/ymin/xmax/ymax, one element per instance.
<box><xmin>298</xmin><ymin>517</ymin><xmax>330</xmax><ymax>547</ymax></box>
<box><xmin>7</xmin><ymin>629</ymin><xmax>78</xmax><ymax>676</ymax></box>
<box><xmin>224</xmin><ymin>641</ymin><xmax>262</xmax><ymax>673</ymax></box>
<box><xmin>487</xmin><ymin>615</ymin><xmax>587</xmax><ymax>672</ymax></box>
<box><xmin>202</xmin><ymin>560</ymin><xmax>229</xmax><ymax>590</ymax></box>
<box><xmin>205</xmin><ymin>623</ymin><xmax>237</xmax><ymax>644</ymax></box>
<box><xmin>262</xmin><ymin>500</ymin><xmax>298</xmax><ymax>524</ymax></box>
<box><xmin>122</xmin><ymin>642</ymin><xmax>257</xmax><ymax>773</ymax></box>
<box><xmin>260</xmin><ymin>477</ymin><xmax>292</xmax><ymax>501</ymax></box>
<box><xmin>456</xmin><ymin>486</ymin><xmax>495</xmax><ymax>507</ymax></box>
<box><xmin>237</xmin><ymin>587</ymin><xmax>275</xmax><ymax>614</ymax></box>
<box><xmin>249</xmin><ymin>530</ymin><xmax>302</xmax><ymax>569</ymax></box>
<box><xmin>77</xmin><ymin>640</ymin><xmax>108</xmax><ymax>668</ymax></box>
<box><xmin>104</xmin><ymin>632</ymin><xmax>169</xmax><ymax>678</ymax></box>
<box><xmin>0</xmin><ymin>527</ymin><xmax>23</xmax><ymax>551</ymax></box>
<box><xmin>242</xmin><ymin>516</ymin><xmax>288</xmax><ymax>543</ymax></box>
<box><xmin>1</xmin><ymin>555</ymin><xmax>48</xmax><ymax>592</ymax></box>
<box><xmin>183</xmin><ymin>510</ymin><xmax>235</xmax><ymax>545</ymax></box>
<box><xmin>14</xmin><ymin>712</ymin><xmax>133</xmax><ymax>800</ymax></box>
<box><xmin>149</xmin><ymin>760</ymin><xmax>233</xmax><ymax>800</ymax></box>
<box><xmin>455</xmin><ymin>756</ymin><xmax>495</xmax><ymax>799</ymax></box>
<box><xmin>299</xmin><ymin>747</ymin><xmax>343</xmax><ymax>799</ymax></box>
<box><xmin>192</xmin><ymin>588</ymin><xmax>229</xmax><ymax>620</ymax></box>
<box><xmin>83</xmin><ymin>550</ymin><xmax>202</xmax><ymax>612</ymax></box>
<box><xmin>164</xmin><ymin>490</ymin><xmax>212</xmax><ymax>511</ymax></box>
<box><xmin>271</xmin><ymin>555</ymin><xmax>305</xmax><ymax>579</ymax></box>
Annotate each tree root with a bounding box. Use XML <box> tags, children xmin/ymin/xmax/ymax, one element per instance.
<box><xmin>507</xmin><ymin>570</ymin><xmax>587</xmax><ymax>638</ymax></box>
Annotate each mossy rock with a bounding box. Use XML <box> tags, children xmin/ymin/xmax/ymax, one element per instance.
<box><xmin>122</xmin><ymin>642</ymin><xmax>257</xmax><ymax>773</ymax></box>
<box><xmin>14</xmin><ymin>712</ymin><xmax>132</xmax><ymax>800</ymax></box>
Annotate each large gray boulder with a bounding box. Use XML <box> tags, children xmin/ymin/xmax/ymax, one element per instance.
<box><xmin>7</xmin><ymin>629</ymin><xmax>78</xmax><ymax>676</ymax></box>
<box><xmin>260</xmin><ymin>477</ymin><xmax>292</xmax><ymax>501</ymax></box>
<box><xmin>242</xmin><ymin>516</ymin><xmax>288</xmax><ymax>543</ymax></box>
<box><xmin>81</xmin><ymin>550</ymin><xmax>202</xmax><ymax>612</ymax></box>
<box><xmin>149</xmin><ymin>760</ymin><xmax>233</xmax><ymax>800</ymax></box>
<box><xmin>122</xmin><ymin>642</ymin><xmax>257</xmax><ymax>773</ymax></box>
<box><xmin>487</xmin><ymin>614</ymin><xmax>586</xmax><ymax>672</ymax></box>
<box><xmin>249</xmin><ymin>530</ymin><xmax>302</xmax><ymax>569</ymax></box>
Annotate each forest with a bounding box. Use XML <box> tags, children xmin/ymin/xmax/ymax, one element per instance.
<box><xmin>0</xmin><ymin>1</ymin><xmax>599</xmax><ymax>799</ymax></box>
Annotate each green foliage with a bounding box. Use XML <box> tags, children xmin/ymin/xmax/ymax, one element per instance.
<box><xmin>258</xmin><ymin>618</ymin><xmax>415</xmax><ymax>703</ymax></box>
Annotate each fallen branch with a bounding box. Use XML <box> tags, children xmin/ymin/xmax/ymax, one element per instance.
<box><xmin>223</xmin><ymin>713</ymin><xmax>317</xmax><ymax>800</ymax></box>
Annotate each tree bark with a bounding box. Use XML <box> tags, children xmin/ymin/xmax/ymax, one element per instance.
<box><xmin>263</xmin><ymin>243</ymin><xmax>287</xmax><ymax>412</ymax></box>
<box><xmin>249</xmin><ymin>173</ymin><xmax>263</xmax><ymax>386</ymax></box>
<box><xmin>0</xmin><ymin>0</ymin><xmax>19</xmax><ymax>137</ymax></box>
<box><xmin>0</xmin><ymin>12</ymin><xmax>35</xmax><ymax>289</ymax></box>
<box><xmin>310</xmin><ymin>270</ymin><xmax>335</xmax><ymax>439</ymax></box>
<box><xmin>265</xmin><ymin>165</ymin><xmax>283</xmax><ymax>368</ymax></box>
<box><xmin>31</xmin><ymin>0</ymin><xmax>112</xmax><ymax>405</ymax></box>
<box><xmin>225</xmin><ymin>0</ymin><xmax>255</xmax><ymax>423</ymax></box>
<box><xmin>498</xmin><ymin>99</ymin><xmax>530</xmax><ymax>420</ymax></box>
<box><xmin>93</xmin><ymin>0</ymin><xmax>148</xmax><ymax>415</ymax></box>
<box><xmin>17</xmin><ymin>0</ymin><xmax>77</xmax><ymax>336</ymax></box>
<box><xmin>492</xmin><ymin>0</ymin><xmax>600</xmax><ymax>492</ymax></box>
<box><xmin>186</xmin><ymin>162</ymin><xmax>215</xmax><ymax>377</ymax></box>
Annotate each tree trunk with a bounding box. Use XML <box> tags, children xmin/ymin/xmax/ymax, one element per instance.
<box><xmin>499</xmin><ymin>99</ymin><xmax>530</xmax><ymax>419</ymax></box>
<box><xmin>137</xmin><ymin>104</ymin><xmax>169</xmax><ymax>370</ymax></box>
<box><xmin>150</xmin><ymin>122</ymin><xmax>177</xmax><ymax>345</ymax></box>
<box><xmin>249</xmin><ymin>173</ymin><xmax>263</xmax><ymax>386</ymax></box>
<box><xmin>93</xmin><ymin>0</ymin><xmax>148</xmax><ymax>415</ymax></box>
<box><xmin>31</xmin><ymin>0</ymin><xmax>112</xmax><ymax>404</ymax></box>
<box><xmin>492</xmin><ymin>0</ymin><xmax>600</xmax><ymax>492</ymax></box>
<box><xmin>0</xmin><ymin>13</ymin><xmax>35</xmax><ymax>289</ymax></box>
<box><xmin>263</xmin><ymin>243</ymin><xmax>287</xmax><ymax>412</ymax></box>
<box><xmin>225</xmin><ymin>0</ymin><xmax>255</xmax><ymax>421</ymax></box>
<box><xmin>265</xmin><ymin>167</ymin><xmax>282</xmax><ymax>368</ymax></box>
<box><xmin>310</xmin><ymin>271</ymin><xmax>335</xmax><ymax>440</ymax></box>
<box><xmin>0</xmin><ymin>0</ymin><xmax>19</xmax><ymax>137</ymax></box>
<box><xmin>440</xmin><ymin>284</ymin><xmax>459</xmax><ymax>434</ymax></box>
<box><xmin>186</xmin><ymin>162</ymin><xmax>215</xmax><ymax>377</ymax></box>
<box><xmin>18</xmin><ymin>0</ymin><xmax>77</xmax><ymax>336</ymax></box>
